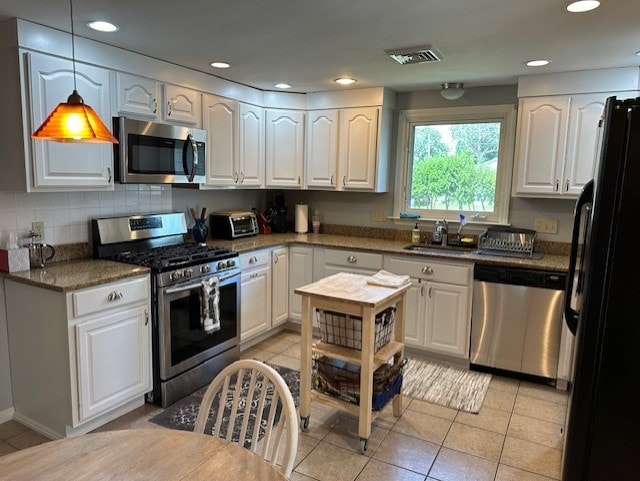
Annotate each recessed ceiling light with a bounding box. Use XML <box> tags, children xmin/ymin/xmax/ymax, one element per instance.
<box><xmin>334</xmin><ymin>77</ymin><xmax>357</xmax><ymax>85</ymax></box>
<box><xmin>526</xmin><ymin>59</ymin><xmax>551</xmax><ymax>67</ymax></box>
<box><xmin>274</xmin><ymin>83</ymin><xmax>292</xmax><ymax>89</ymax></box>
<box><xmin>566</xmin><ymin>1</ymin><xmax>600</xmax><ymax>13</ymax></box>
<box><xmin>86</xmin><ymin>20</ymin><xmax>119</xmax><ymax>32</ymax></box>
<box><xmin>210</xmin><ymin>62</ymin><xmax>230</xmax><ymax>69</ymax></box>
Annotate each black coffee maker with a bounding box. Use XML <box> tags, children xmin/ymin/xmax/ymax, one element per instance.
<box><xmin>267</xmin><ymin>192</ymin><xmax>287</xmax><ymax>233</ymax></box>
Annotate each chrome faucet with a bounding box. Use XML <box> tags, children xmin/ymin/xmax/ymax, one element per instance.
<box><xmin>432</xmin><ymin>220</ymin><xmax>448</xmax><ymax>245</ymax></box>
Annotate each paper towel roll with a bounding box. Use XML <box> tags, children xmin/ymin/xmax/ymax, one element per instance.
<box><xmin>295</xmin><ymin>203</ymin><xmax>309</xmax><ymax>233</ymax></box>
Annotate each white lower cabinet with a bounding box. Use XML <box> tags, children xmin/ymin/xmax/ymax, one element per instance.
<box><xmin>240</xmin><ymin>246</ymin><xmax>289</xmax><ymax>342</ymax></box>
<box><xmin>322</xmin><ymin>248</ymin><xmax>383</xmax><ymax>277</ymax></box>
<box><xmin>240</xmin><ymin>249</ymin><xmax>272</xmax><ymax>342</ymax></box>
<box><xmin>384</xmin><ymin>256</ymin><xmax>472</xmax><ymax>359</ymax></box>
<box><xmin>5</xmin><ymin>275</ymin><xmax>151</xmax><ymax>439</ymax></box>
<box><xmin>288</xmin><ymin>245</ymin><xmax>314</xmax><ymax>322</ymax></box>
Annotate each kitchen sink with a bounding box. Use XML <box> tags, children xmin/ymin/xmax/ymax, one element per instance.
<box><xmin>403</xmin><ymin>245</ymin><xmax>470</xmax><ymax>256</ymax></box>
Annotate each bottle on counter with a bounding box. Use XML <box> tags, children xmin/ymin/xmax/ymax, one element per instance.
<box><xmin>411</xmin><ymin>223</ymin><xmax>421</xmax><ymax>244</ymax></box>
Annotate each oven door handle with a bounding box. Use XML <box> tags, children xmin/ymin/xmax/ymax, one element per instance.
<box><xmin>164</xmin><ymin>283</ymin><xmax>202</xmax><ymax>295</ymax></box>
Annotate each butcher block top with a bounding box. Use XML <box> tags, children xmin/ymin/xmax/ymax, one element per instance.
<box><xmin>295</xmin><ymin>272</ymin><xmax>410</xmax><ymax>308</ymax></box>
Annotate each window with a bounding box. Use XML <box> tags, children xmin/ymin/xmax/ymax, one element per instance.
<box><xmin>394</xmin><ymin>105</ymin><xmax>516</xmax><ymax>225</ymax></box>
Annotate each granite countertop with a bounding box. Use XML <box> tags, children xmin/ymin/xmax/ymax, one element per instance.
<box><xmin>1</xmin><ymin>233</ymin><xmax>568</xmax><ymax>292</ymax></box>
<box><xmin>207</xmin><ymin>233</ymin><xmax>570</xmax><ymax>272</ymax></box>
<box><xmin>2</xmin><ymin>259</ymin><xmax>150</xmax><ymax>292</ymax></box>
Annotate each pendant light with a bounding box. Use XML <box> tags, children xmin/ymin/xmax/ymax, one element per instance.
<box><xmin>31</xmin><ymin>0</ymin><xmax>118</xmax><ymax>143</ymax></box>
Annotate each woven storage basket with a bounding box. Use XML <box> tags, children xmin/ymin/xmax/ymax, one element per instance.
<box><xmin>316</xmin><ymin>306</ymin><xmax>395</xmax><ymax>352</ymax></box>
<box><xmin>312</xmin><ymin>356</ymin><xmax>405</xmax><ymax>411</ymax></box>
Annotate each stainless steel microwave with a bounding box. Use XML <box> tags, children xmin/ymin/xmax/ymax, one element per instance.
<box><xmin>114</xmin><ymin>117</ymin><xmax>206</xmax><ymax>184</ymax></box>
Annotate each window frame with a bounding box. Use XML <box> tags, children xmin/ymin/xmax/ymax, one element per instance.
<box><xmin>393</xmin><ymin>104</ymin><xmax>517</xmax><ymax>226</ymax></box>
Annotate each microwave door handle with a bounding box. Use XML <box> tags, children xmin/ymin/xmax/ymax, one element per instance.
<box><xmin>564</xmin><ymin>179</ymin><xmax>593</xmax><ymax>335</ymax></box>
<box><xmin>184</xmin><ymin>133</ymin><xmax>198</xmax><ymax>183</ymax></box>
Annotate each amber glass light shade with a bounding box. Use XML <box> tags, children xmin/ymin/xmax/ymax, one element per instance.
<box><xmin>31</xmin><ymin>90</ymin><xmax>118</xmax><ymax>143</ymax></box>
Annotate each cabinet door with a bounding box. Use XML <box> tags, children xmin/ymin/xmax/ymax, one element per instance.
<box><xmin>339</xmin><ymin>107</ymin><xmax>379</xmax><ymax>190</ymax></box>
<box><xmin>163</xmin><ymin>84</ymin><xmax>202</xmax><ymax>126</ymax></box>
<box><xmin>402</xmin><ymin>278</ymin><xmax>425</xmax><ymax>349</ymax></box>
<box><xmin>306</xmin><ymin>109</ymin><xmax>338</xmax><ymax>189</ymax></box>
<box><xmin>563</xmin><ymin>93</ymin><xmax>609</xmax><ymax>196</ymax></box>
<box><xmin>75</xmin><ymin>305</ymin><xmax>151</xmax><ymax>422</ymax></box>
<box><xmin>425</xmin><ymin>281</ymin><xmax>469</xmax><ymax>358</ymax></box>
<box><xmin>116</xmin><ymin>72</ymin><xmax>160</xmax><ymax>120</ymax></box>
<box><xmin>240</xmin><ymin>265</ymin><xmax>271</xmax><ymax>341</ymax></box>
<box><xmin>288</xmin><ymin>246</ymin><xmax>314</xmax><ymax>322</ymax></box>
<box><xmin>238</xmin><ymin>103</ymin><xmax>265</xmax><ymax>187</ymax></box>
<box><xmin>271</xmin><ymin>247</ymin><xmax>289</xmax><ymax>327</ymax></box>
<box><xmin>265</xmin><ymin>109</ymin><xmax>304</xmax><ymax>188</ymax></box>
<box><xmin>203</xmin><ymin>94</ymin><xmax>238</xmax><ymax>186</ymax></box>
<box><xmin>512</xmin><ymin>96</ymin><xmax>570</xmax><ymax>196</ymax></box>
<box><xmin>27</xmin><ymin>53</ymin><xmax>113</xmax><ymax>189</ymax></box>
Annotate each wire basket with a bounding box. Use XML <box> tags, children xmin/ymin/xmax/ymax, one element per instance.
<box><xmin>478</xmin><ymin>226</ymin><xmax>537</xmax><ymax>256</ymax></box>
<box><xmin>312</xmin><ymin>356</ymin><xmax>405</xmax><ymax>411</ymax></box>
<box><xmin>316</xmin><ymin>306</ymin><xmax>395</xmax><ymax>352</ymax></box>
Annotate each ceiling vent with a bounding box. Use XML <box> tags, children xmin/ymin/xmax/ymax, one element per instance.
<box><xmin>385</xmin><ymin>45</ymin><xmax>443</xmax><ymax>65</ymax></box>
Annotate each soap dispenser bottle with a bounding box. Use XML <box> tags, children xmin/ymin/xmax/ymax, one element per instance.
<box><xmin>411</xmin><ymin>223</ymin><xmax>421</xmax><ymax>244</ymax></box>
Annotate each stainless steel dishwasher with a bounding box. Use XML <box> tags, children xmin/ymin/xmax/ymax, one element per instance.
<box><xmin>470</xmin><ymin>264</ymin><xmax>566</xmax><ymax>380</ymax></box>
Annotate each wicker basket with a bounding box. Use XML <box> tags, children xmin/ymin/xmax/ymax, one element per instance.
<box><xmin>312</xmin><ymin>356</ymin><xmax>405</xmax><ymax>411</ymax></box>
<box><xmin>316</xmin><ymin>306</ymin><xmax>395</xmax><ymax>352</ymax></box>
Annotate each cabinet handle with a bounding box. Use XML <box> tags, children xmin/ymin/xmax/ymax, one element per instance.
<box><xmin>343</xmin><ymin>175</ymin><xmax>346</xmax><ymax>186</ymax></box>
<box><xmin>330</xmin><ymin>174</ymin><xmax>334</xmax><ymax>185</ymax></box>
<box><xmin>234</xmin><ymin>172</ymin><xmax>239</xmax><ymax>183</ymax></box>
<box><xmin>107</xmin><ymin>167</ymin><xmax>112</xmax><ymax>183</ymax></box>
<box><xmin>153</xmin><ymin>98</ymin><xmax>158</xmax><ymax>114</ymax></box>
<box><xmin>107</xmin><ymin>291</ymin><xmax>123</xmax><ymax>302</ymax></box>
<box><xmin>273</xmin><ymin>253</ymin><xmax>278</xmax><ymax>264</ymax></box>
<box><xmin>240</xmin><ymin>172</ymin><xmax>245</xmax><ymax>183</ymax></box>
<box><xmin>347</xmin><ymin>255</ymin><xmax>357</xmax><ymax>264</ymax></box>
<box><xmin>420</xmin><ymin>282</ymin><xmax>424</xmax><ymax>297</ymax></box>
<box><xmin>421</xmin><ymin>266</ymin><xmax>434</xmax><ymax>275</ymax></box>
<box><xmin>144</xmin><ymin>309</ymin><xmax>149</xmax><ymax>326</ymax></box>
<box><xmin>428</xmin><ymin>287</ymin><xmax>432</xmax><ymax>298</ymax></box>
<box><xmin>298</xmin><ymin>175</ymin><xmax>301</xmax><ymax>185</ymax></box>
<box><xmin>167</xmin><ymin>101</ymin><xmax>172</xmax><ymax>116</ymax></box>
<box><xmin>249</xmin><ymin>256</ymin><xmax>257</xmax><ymax>264</ymax></box>
<box><xmin>555</xmin><ymin>178</ymin><xmax>560</xmax><ymax>192</ymax></box>
<box><xmin>565</xmin><ymin>178</ymin><xmax>570</xmax><ymax>192</ymax></box>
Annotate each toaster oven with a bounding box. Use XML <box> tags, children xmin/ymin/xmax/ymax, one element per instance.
<box><xmin>209</xmin><ymin>211</ymin><xmax>259</xmax><ymax>239</ymax></box>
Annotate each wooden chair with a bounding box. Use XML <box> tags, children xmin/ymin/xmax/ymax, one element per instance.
<box><xmin>194</xmin><ymin>359</ymin><xmax>299</xmax><ymax>477</ymax></box>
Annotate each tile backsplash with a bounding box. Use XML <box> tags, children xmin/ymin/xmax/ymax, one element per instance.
<box><xmin>0</xmin><ymin>184</ymin><xmax>172</xmax><ymax>247</ymax></box>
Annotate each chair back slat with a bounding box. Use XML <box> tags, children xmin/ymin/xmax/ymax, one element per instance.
<box><xmin>251</xmin><ymin>378</ymin><xmax>270</xmax><ymax>454</ymax></box>
<box><xmin>237</xmin><ymin>369</ymin><xmax>258</xmax><ymax>447</ymax></box>
<box><xmin>225</xmin><ymin>368</ymin><xmax>245</xmax><ymax>441</ymax></box>
<box><xmin>262</xmin><ymin>389</ymin><xmax>280</xmax><ymax>462</ymax></box>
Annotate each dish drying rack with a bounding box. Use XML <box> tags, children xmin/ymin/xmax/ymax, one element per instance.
<box><xmin>478</xmin><ymin>226</ymin><xmax>537</xmax><ymax>257</ymax></box>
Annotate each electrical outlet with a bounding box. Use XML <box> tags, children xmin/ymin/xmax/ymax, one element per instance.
<box><xmin>370</xmin><ymin>209</ymin><xmax>387</xmax><ymax>222</ymax></box>
<box><xmin>535</xmin><ymin>218</ymin><xmax>558</xmax><ymax>234</ymax></box>
<box><xmin>31</xmin><ymin>221</ymin><xmax>45</xmax><ymax>240</ymax></box>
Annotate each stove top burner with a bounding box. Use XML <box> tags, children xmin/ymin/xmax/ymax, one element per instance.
<box><xmin>112</xmin><ymin>243</ymin><xmax>236</xmax><ymax>271</ymax></box>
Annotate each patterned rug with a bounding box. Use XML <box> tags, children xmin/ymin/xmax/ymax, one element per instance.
<box><xmin>402</xmin><ymin>357</ymin><xmax>491</xmax><ymax>414</ymax></box>
<box><xmin>149</xmin><ymin>363</ymin><xmax>299</xmax><ymax>446</ymax></box>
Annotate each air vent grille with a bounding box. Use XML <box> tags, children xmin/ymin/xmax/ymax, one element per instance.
<box><xmin>385</xmin><ymin>45</ymin><xmax>443</xmax><ymax>65</ymax></box>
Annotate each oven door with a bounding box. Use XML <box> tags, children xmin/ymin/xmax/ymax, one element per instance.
<box><xmin>157</xmin><ymin>271</ymin><xmax>240</xmax><ymax>381</ymax></box>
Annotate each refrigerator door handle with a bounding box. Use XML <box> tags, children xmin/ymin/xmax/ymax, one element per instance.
<box><xmin>564</xmin><ymin>179</ymin><xmax>594</xmax><ymax>335</ymax></box>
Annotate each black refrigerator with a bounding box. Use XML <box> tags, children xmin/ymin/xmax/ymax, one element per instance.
<box><xmin>562</xmin><ymin>96</ymin><xmax>640</xmax><ymax>480</ymax></box>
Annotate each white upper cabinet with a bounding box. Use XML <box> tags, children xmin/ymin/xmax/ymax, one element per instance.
<box><xmin>339</xmin><ymin>107</ymin><xmax>380</xmax><ymax>190</ymax></box>
<box><xmin>306</xmin><ymin>109</ymin><xmax>339</xmax><ymax>189</ymax></box>
<box><xmin>513</xmin><ymin>68</ymin><xmax>640</xmax><ymax>198</ymax></box>
<box><xmin>27</xmin><ymin>52</ymin><xmax>114</xmax><ymax>190</ymax></box>
<box><xmin>238</xmin><ymin>103</ymin><xmax>265</xmax><ymax>188</ymax></box>
<box><xmin>116</xmin><ymin>72</ymin><xmax>160</xmax><ymax>120</ymax></box>
<box><xmin>265</xmin><ymin>108</ymin><xmax>305</xmax><ymax>188</ymax></box>
<box><xmin>163</xmin><ymin>84</ymin><xmax>202</xmax><ymax>126</ymax></box>
<box><xmin>203</xmin><ymin>93</ymin><xmax>238</xmax><ymax>187</ymax></box>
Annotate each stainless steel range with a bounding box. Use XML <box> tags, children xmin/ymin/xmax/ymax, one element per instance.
<box><xmin>92</xmin><ymin>212</ymin><xmax>240</xmax><ymax>407</ymax></box>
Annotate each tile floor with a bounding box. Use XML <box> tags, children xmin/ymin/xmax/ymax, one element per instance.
<box><xmin>0</xmin><ymin>329</ymin><xmax>569</xmax><ymax>481</ymax></box>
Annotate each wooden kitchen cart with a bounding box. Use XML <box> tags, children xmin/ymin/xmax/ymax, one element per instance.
<box><xmin>295</xmin><ymin>272</ymin><xmax>409</xmax><ymax>453</ymax></box>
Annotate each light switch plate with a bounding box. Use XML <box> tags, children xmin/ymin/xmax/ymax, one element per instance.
<box><xmin>535</xmin><ymin>218</ymin><xmax>558</xmax><ymax>234</ymax></box>
<box><xmin>370</xmin><ymin>209</ymin><xmax>387</xmax><ymax>222</ymax></box>
<box><xmin>31</xmin><ymin>221</ymin><xmax>44</xmax><ymax>240</ymax></box>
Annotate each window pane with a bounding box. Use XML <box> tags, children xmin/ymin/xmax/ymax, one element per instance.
<box><xmin>409</xmin><ymin>122</ymin><xmax>500</xmax><ymax>213</ymax></box>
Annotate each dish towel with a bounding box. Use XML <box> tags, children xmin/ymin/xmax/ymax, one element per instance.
<box><xmin>201</xmin><ymin>276</ymin><xmax>221</xmax><ymax>332</ymax></box>
<box><xmin>367</xmin><ymin>270</ymin><xmax>411</xmax><ymax>288</ymax></box>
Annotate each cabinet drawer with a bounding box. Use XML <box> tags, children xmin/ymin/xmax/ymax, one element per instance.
<box><xmin>387</xmin><ymin>257</ymin><xmax>471</xmax><ymax>285</ymax></box>
<box><xmin>324</xmin><ymin>249</ymin><xmax>383</xmax><ymax>270</ymax></box>
<box><xmin>240</xmin><ymin>249</ymin><xmax>270</xmax><ymax>270</ymax></box>
<box><xmin>71</xmin><ymin>276</ymin><xmax>149</xmax><ymax>319</ymax></box>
